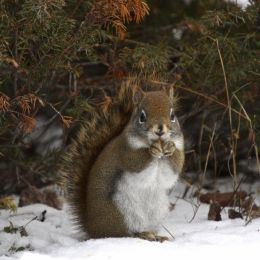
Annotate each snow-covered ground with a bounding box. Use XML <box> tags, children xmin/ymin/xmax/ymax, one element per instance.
<box><xmin>1</xmin><ymin>180</ymin><xmax>260</xmax><ymax>260</ymax></box>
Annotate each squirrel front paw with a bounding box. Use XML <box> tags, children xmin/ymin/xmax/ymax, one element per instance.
<box><xmin>162</xmin><ymin>141</ymin><xmax>176</xmax><ymax>157</ymax></box>
<box><xmin>149</xmin><ymin>141</ymin><xmax>164</xmax><ymax>158</ymax></box>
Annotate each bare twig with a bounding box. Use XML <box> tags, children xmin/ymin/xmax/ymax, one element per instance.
<box><xmin>213</xmin><ymin>37</ymin><xmax>237</xmax><ymax>187</ymax></box>
<box><xmin>13</xmin><ymin>28</ymin><xmax>18</xmax><ymax>96</ymax></box>
<box><xmin>43</xmin><ymin>99</ymin><xmax>71</xmax><ymax>127</ymax></box>
<box><xmin>161</xmin><ymin>225</ymin><xmax>175</xmax><ymax>240</ymax></box>
<box><xmin>24</xmin><ymin>98</ymin><xmax>72</xmax><ymax>140</ymax></box>
<box><xmin>202</xmin><ymin>124</ymin><xmax>216</xmax><ymax>179</ymax></box>
<box><xmin>23</xmin><ymin>216</ymin><xmax>37</xmax><ymax>228</ymax></box>
<box><xmin>232</xmin><ymin>94</ymin><xmax>260</xmax><ymax>175</ymax></box>
<box><xmin>175</xmin><ymin>195</ymin><xmax>201</xmax><ymax>223</ymax></box>
<box><xmin>188</xmin><ymin>201</ymin><xmax>201</xmax><ymax>223</ymax></box>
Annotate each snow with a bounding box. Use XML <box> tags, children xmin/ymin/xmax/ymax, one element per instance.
<box><xmin>184</xmin><ymin>0</ymin><xmax>250</xmax><ymax>8</ymax></box>
<box><xmin>1</xmin><ymin>181</ymin><xmax>260</xmax><ymax>260</ymax></box>
<box><xmin>184</xmin><ymin>0</ymin><xmax>251</xmax><ymax>8</ymax></box>
<box><xmin>227</xmin><ymin>0</ymin><xmax>250</xmax><ymax>8</ymax></box>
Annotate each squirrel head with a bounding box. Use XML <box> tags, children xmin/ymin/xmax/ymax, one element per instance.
<box><xmin>126</xmin><ymin>89</ymin><xmax>184</xmax><ymax>150</ymax></box>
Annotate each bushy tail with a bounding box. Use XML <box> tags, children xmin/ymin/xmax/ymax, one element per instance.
<box><xmin>60</xmin><ymin>81</ymin><xmax>136</xmax><ymax>234</ymax></box>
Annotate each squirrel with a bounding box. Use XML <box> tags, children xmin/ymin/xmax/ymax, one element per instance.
<box><xmin>61</xmin><ymin>84</ymin><xmax>184</xmax><ymax>242</ymax></box>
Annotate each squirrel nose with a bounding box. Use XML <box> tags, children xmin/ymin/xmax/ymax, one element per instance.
<box><xmin>155</xmin><ymin>124</ymin><xmax>165</xmax><ymax>137</ymax></box>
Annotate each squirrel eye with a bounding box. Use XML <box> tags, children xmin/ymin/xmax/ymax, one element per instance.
<box><xmin>170</xmin><ymin>109</ymin><xmax>175</xmax><ymax>122</ymax></box>
<box><xmin>139</xmin><ymin>110</ymin><xmax>146</xmax><ymax>124</ymax></box>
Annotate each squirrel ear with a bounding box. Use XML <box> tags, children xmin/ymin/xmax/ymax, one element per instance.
<box><xmin>133</xmin><ymin>89</ymin><xmax>144</xmax><ymax>105</ymax></box>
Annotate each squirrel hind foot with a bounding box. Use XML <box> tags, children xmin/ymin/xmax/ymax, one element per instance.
<box><xmin>134</xmin><ymin>231</ymin><xmax>169</xmax><ymax>243</ymax></box>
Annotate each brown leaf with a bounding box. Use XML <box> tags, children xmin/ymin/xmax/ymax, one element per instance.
<box><xmin>15</xmin><ymin>96</ymin><xmax>31</xmax><ymax>114</ymax></box>
<box><xmin>87</xmin><ymin>0</ymin><xmax>149</xmax><ymax>39</ymax></box>
<box><xmin>15</xmin><ymin>94</ymin><xmax>43</xmax><ymax>114</ymax></box>
<box><xmin>61</xmin><ymin>115</ymin><xmax>73</xmax><ymax>128</ymax></box>
<box><xmin>0</xmin><ymin>92</ymin><xmax>10</xmax><ymax>112</ymax></box>
<box><xmin>18</xmin><ymin>115</ymin><xmax>36</xmax><ymax>133</ymax></box>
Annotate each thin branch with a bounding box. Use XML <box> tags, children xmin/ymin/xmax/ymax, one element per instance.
<box><xmin>213</xmin><ymin>37</ymin><xmax>237</xmax><ymax>187</ymax></box>
<box><xmin>13</xmin><ymin>28</ymin><xmax>18</xmax><ymax>96</ymax></box>
<box><xmin>161</xmin><ymin>225</ymin><xmax>175</xmax><ymax>240</ymax></box>
<box><xmin>232</xmin><ymin>94</ymin><xmax>260</xmax><ymax>174</ymax></box>
<box><xmin>202</xmin><ymin>124</ymin><xmax>216</xmax><ymax>180</ymax></box>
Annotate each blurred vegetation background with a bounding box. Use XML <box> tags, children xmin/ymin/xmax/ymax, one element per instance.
<box><xmin>0</xmin><ymin>0</ymin><xmax>259</xmax><ymax>203</ymax></box>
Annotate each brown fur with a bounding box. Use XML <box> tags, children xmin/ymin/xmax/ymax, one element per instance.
<box><xmin>61</xmin><ymin>83</ymin><xmax>135</xmax><ymax>236</ymax></box>
<box><xmin>61</xmin><ymin>83</ymin><xmax>184</xmax><ymax>239</ymax></box>
<box><xmin>85</xmin><ymin>134</ymin><xmax>154</xmax><ymax>237</ymax></box>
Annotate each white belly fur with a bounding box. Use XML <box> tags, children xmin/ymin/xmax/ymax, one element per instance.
<box><xmin>113</xmin><ymin>159</ymin><xmax>178</xmax><ymax>233</ymax></box>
